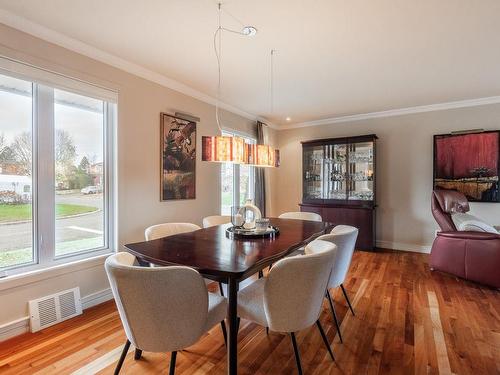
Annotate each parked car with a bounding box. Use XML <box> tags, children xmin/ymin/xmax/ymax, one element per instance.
<box><xmin>81</xmin><ymin>186</ymin><xmax>102</xmax><ymax>195</ymax></box>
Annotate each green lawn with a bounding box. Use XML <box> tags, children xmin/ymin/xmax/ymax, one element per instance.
<box><xmin>0</xmin><ymin>203</ymin><xmax>98</xmax><ymax>223</ymax></box>
<box><xmin>0</xmin><ymin>236</ymin><xmax>104</xmax><ymax>268</ymax></box>
<box><xmin>56</xmin><ymin>204</ymin><xmax>97</xmax><ymax>218</ymax></box>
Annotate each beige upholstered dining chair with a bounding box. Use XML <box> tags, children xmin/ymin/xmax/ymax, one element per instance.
<box><xmin>237</xmin><ymin>239</ymin><xmax>337</xmax><ymax>374</ymax></box>
<box><xmin>105</xmin><ymin>252</ymin><xmax>227</xmax><ymax>375</ymax></box>
<box><xmin>144</xmin><ymin>222</ymin><xmax>225</xmax><ymax>296</ymax></box>
<box><xmin>202</xmin><ymin>215</ymin><xmax>231</xmax><ymax>228</ymax></box>
<box><xmin>315</xmin><ymin>225</ymin><xmax>358</xmax><ymax>343</ymax></box>
<box><xmin>278</xmin><ymin>211</ymin><xmax>322</xmax><ymax>222</ymax></box>
<box><xmin>278</xmin><ymin>211</ymin><xmax>323</xmax><ymax>258</ymax></box>
<box><xmin>145</xmin><ymin>222</ymin><xmax>201</xmax><ymax>241</ymax></box>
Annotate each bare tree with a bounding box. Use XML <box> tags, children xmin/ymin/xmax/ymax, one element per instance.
<box><xmin>12</xmin><ymin>132</ymin><xmax>32</xmax><ymax>175</ymax></box>
<box><xmin>0</xmin><ymin>133</ymin><xmax>9</xmax><ymax>165</ymax></box>
<box><xmin>55</xmin><ymin>129</ymin><xmax>76</xmax><ymax>167</ymax></box>
<box><xmin>11</xmin><ymin>129</ymin><xmax>77</xmax><ymax>177</ymax></box>
<box><xmin>0</xmin><ymin>133</ymin><xmax>6</xmax><ymax>155</ymax></box>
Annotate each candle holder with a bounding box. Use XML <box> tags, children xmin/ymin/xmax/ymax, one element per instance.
<box><xmin>228</xmin><ymin>206</ymin><xmax>279</xmax><ymax>239</ymax></box>
<box><xmin>231</xmin><ymin>206</ymin><xmax>246</xmax><ymax>228</ymax></box>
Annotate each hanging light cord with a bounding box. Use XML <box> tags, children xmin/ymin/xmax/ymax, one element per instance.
<box><xmin>214</xmin><ymin>3</ymin><xmax>223</xmax><ymax>132</ymax></box>
<box><xmin>213</xmin><ymin>3</ymin><xmax>252</xmax><ymax>133</ymax></box>
<box><xmin>270</xmin><ymin>49</ymin><xmax>276</xmax><ymax>114</ymax></box>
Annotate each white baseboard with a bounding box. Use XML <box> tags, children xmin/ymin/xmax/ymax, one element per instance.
<box><xmin>81</xmin><ymin>288</ymin><xmax>113</xmax><ymax>310</ymax></box>
<box><xmin>376</xmin><ymin>240</ymin><xmax>432</xmax><ymax>253</ymax></box>
<box><xmin>0</xmin><ymin>288</ymin><xmax>113</xmax><ymax>342</ymax></box>
<box><xmin>0</xmin><ymin>317</ymin><xmax>29</xmax><ymax>342</ymax></box>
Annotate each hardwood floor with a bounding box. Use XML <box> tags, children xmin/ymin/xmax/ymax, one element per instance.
<box><xmin>0</xmin><ymin>250</ymin><xmax>499</xmax><ymax>375</ymax></box>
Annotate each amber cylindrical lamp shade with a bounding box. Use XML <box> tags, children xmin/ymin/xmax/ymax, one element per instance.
<box><xmin>255</xmin><ymin>144</ymin><xmax>267</xmax><ymax>166</ymax></box>
<box><xmin>232</xmin><ymin>136</ymin><xmax>246</xmax><ymax>164</ymax></box>
<box><xmin>246</xmin><ymin>143</ymin><xmax>256</xmax><ymax>165</ymax></box>
<box><xmin>245</xmin><ymin>144</ymin><xmax>280</xmax><ymax>167</ymax></box>
<box><xmin>203</xmin><ymin>137</ymin><xmax>279</xmax><ymax>167</ymax></box>
<box><xmin>202</xmin><ymin>136</ymin><xmax>246</xmax><ymax>163</ymax></box>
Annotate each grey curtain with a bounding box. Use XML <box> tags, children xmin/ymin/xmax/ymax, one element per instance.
<box><xmin>254</xmin><ymin>121</ymin><xmax>266</xmax><ymax>216</ymax></box>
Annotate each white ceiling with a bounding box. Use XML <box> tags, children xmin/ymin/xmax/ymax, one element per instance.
<box><xmin>1</xmin><ymin>0</ymin><xmax>500</xmax><ymax>126</ymax></box>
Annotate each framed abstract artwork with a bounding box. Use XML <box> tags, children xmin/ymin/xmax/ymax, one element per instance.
<box><xmin>433</xmin><ymin>130</ymin><xmax>500</xmax><ymax>202</ymax></box>
<box><xmin>160</xmin><ymin>113</ymin><xmax>196</xmax><ymax>200</ymax></box>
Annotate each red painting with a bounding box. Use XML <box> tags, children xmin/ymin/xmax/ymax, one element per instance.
<box><xmin>434</xmin><ymin>131</ymin><xmax>499</xmax><ymax>202</ymax></box>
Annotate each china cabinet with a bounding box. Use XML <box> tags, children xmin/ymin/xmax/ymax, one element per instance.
<box><xmin>299</xmin><ymin>134</ymin><xmax>377</xmax><ymax>250</ymax></box>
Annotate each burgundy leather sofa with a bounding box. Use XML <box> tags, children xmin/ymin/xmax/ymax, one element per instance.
<box><xmin>430</xmin><ymin>189</ymin><xmax>500</xmax><ymax>288</ymax></box>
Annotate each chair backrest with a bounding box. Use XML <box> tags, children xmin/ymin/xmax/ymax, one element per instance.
<box><xmin>316</xmin><ymin>225</ymin><xmax>358</xmax><ymax>288</ymax></box>
<box><xmin>263</xmin><ymin>239</ymin><xmax>336</xmax><ymax>332</ymax></box>
<box><xmin>105</xmin><ymin>252</ymin><xmax>208</xmax><ymax>352</ymax></box>
<box><xmin>145</xmin><ymin>222</ymin><xmax>201</xmax><ymax>241</ymax></box>
<box><xmin>431</xmin><ymin>190</ymin><xmax>469</xmax><ymax>232</ymax></box>
<box><xmin>202</xmin><ymin>215</ymin><xmax>231</xmax><ymax>228</ymax></box>
<box><xmin>278</xmin><ymin>211</ymin><xmax>322</xmax><ymax>222</ymax></box>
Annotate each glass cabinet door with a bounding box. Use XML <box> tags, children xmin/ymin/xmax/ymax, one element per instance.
<box><xmin>303</xmin><ymin>144</ymin><xmax>324</xmax><ymax>200</ymax></box>
<box><xmin>325</xmin><ymin>143</ymin><xmax>347</xmax><ymax>200</ymax></box>
<box><xmin>348</xmin><ymin>141</ymin><xmax>374</xmax><ymax>201</ymax></box>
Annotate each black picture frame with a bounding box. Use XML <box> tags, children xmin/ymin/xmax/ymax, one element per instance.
<box><xmin>160</xmin><ymin>113</ymin><xmax>196</xmax><ymax>201</ymax></box>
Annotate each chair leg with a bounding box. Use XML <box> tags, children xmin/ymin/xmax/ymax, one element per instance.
<box><xmin>258</xmin><ymin>270</ymin><xmax>264</xmax><ymax>278</ymax></box>
<box><xmin>134</xmin><ymin>348</ymin><xmax>142</xmax><ymax>360</ymax></box>
<box><xmin>316</xmin><ymin>320</ymin><xmax>335</xmax><ymax>362</ymax></box>
<box><xmin>290</xmin><ymin>332</ymin><xmax>303</xmax><ymax>375</ymax></box>
<box><xmin>266</xmin><ymin>327</ymin><xmax>269</xmax><ymax>335</ymax></box>
<box><xmin>169</xmin><ymin>351</ymin><xmax>177</xmax><ymax>375</ymax></box>
<box><xmin>218</xmin><ymin>282</ymin><xmax>225</xmax><ymax>297</ymax></box>
<box><xmin>340</xmin><ymin>284</ymin><xmax>355</xmax><ymax>316</ymax></box>
<box><xmin>114</xmin><ymin>340</ymin><xmax>130</xmax><ymax>375</ymax></box>
<box><xmin>221</xmin><ymin>320</ymin><xmax>227</xmax><ymax>346</ymax></box>
<box><xmin>326</xmin><ymin>289</ymin><xmax>343</xmax><ymax>343</ymax></box>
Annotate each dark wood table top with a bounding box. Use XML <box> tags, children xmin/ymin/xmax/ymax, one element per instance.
<box><xmin>124</xmin><ymin>218</ymin><xmax>334</xmax><ymax>281</ymax></box>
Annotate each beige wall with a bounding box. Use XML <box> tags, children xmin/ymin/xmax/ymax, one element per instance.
<box><xmin>1</xmin><ymin>22</ymin><xmax>499</xmax><ymax>331</ymax></box>
<box><xmin>0</xmin><ymin>24</ymin><xmax>276</xmax><ymax>328</ymax></box>
<box><xmin>274</xmin><ymin>105</ymin><xmax>500</xmax><ymax>251</ymax></box>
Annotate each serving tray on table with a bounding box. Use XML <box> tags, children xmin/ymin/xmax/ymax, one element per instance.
<box><xmin>225</xmin><ymin>226</ymin><xmax>280</xmax><ymax>239</ymax></box>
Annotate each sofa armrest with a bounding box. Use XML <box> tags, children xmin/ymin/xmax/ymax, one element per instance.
<box><xmin>436</xmin><ymin>231</ymin><xmax>500</xmax><ymax>240</ymax></box>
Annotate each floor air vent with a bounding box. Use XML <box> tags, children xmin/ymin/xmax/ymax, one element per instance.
<box><xmin>29</xmin><ymin>287</ymin><xmax>82</xmax><ymax>332</ymax></box>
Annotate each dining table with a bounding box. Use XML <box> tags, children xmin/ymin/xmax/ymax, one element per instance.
<box><xmin>124</xmin><ymin>217</ymin><xmax>334</xmax><ymax>375</ymax></box>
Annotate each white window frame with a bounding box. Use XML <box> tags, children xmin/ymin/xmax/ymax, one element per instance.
<box><xmin>220</xmin><ymin>130</ymin><xmax>256</xmax><ymax>213</ymax></box>
<box><xmin>0</xmin><ymin>57</ymin><xmax>117</xmax><ymax>277</ymax></box>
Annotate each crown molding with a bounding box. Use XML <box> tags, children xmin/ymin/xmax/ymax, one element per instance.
<box><xmin>280</xmin><ymin>96</ymin><xmax>500</xmax><ymax>130</ymax></box>
<box><xmin>0</xmin><ymin>10</ymin><xmax>284</xmax><ymax>128</ymax></box>
<box><xmin>2</xmin><ymin>10</ymin><xmax>497</xmax><ymax>132</ymax></box>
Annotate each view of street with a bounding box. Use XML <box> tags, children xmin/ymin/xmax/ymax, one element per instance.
<box><xmin>0</xmin><ymin>192</ymin><xmax>103</xmax><ymax>267</ymax></box>
<box><xmin>0</xmin><ymin>73</ymin><xmax>106</xmax><ymax>269</ymax></box>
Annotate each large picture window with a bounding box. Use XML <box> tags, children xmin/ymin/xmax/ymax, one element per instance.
<box><xmin>220</xmin><ymin>131</ymin><xmax>255</xmax><ymax>215</ymax></box>
<box><xmin>0</xmin><ymin>65</ymin><xmax>115</xmax><ymax>276</ymax></box>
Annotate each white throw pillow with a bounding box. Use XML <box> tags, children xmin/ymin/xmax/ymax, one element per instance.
<box><xmin>451</xmin><ymin>212</ymin><xmax>499</xmax><ymax>234</ymax></box>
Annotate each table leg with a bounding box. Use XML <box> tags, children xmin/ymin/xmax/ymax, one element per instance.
<box><xmin>227</xmin><ymin>277</ymin><xmax>239</xmax><ymax>375</ymax></box>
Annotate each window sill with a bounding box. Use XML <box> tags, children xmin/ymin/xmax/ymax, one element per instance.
<box><xmin>0</xmin><ymin>252</ymin><xmax>112</xmax><ymax>292</ymax></box>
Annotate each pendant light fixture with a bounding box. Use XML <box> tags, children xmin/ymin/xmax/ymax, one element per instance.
<box><xmin>244</xmin><ymin>49</ymin><xmax>280</xmax><ymax>168</ymax></box>
<box><xmin>202</xmin><ymin>3</ymin><xmax>279</xmax><ymax>168</ymax></box>
<box><xmin>246</xmin><ymin>144</ymin><xmax>280</xmax><ymax>168</ymax></box>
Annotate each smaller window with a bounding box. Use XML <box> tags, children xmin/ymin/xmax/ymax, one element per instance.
<box><xmin>220</xmin><ymin>131</ymin><xmax>255</xmax><ymax>215</ymax></box>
